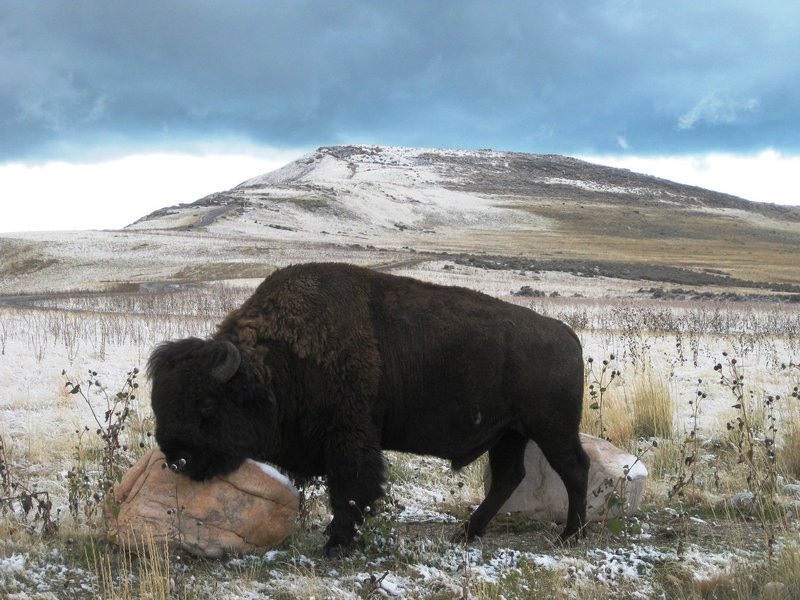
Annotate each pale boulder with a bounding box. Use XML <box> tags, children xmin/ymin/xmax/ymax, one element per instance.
<box><xmin>486</xmin><ymin>434</ymin><xmax>648</xmax><ymax>521</ymax></box>
<box><xmin>109</xmin><ymin>448</ymin><xmax>299</xmax><ymax>558</ymax></box>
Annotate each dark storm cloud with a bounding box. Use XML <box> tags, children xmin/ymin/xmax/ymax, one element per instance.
<box><xmin>2</xmin><ymin>0</ymin><xmax>798</xmax><ymax>161</ymax></box>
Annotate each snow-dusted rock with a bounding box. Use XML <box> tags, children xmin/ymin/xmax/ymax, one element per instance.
<box><xmin>486</xmin><ymin>434</ymin><xmax>648</xmax><ymax>522</ymax></box>
<box><xmin>729</xmin><ymin>491</ymin><xmax>757</xmax><ymax>513</ymax></box>
<box><xmin>108</xmin><ymin>448</ymin><xmax>298</xmax><ymax>558</ymax></box>
<box><xmin>779</xmin><ymin>482</ymin><xmax>800</xmax><ymax>498</ymax></box>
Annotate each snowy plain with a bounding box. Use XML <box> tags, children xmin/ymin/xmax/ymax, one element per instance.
<box><xmin>1</xmin><ymin>261</ymin><xmax>798</xmax><ymax>598</ymax></box>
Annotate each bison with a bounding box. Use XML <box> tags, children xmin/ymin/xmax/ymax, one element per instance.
<box><xmin>148</xmin><ymin>262</ymin><xmax>589</xmax><ymax>554</ymax></box>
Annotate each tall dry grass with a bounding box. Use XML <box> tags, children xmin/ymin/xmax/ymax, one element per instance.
<box><xmin>779</xmin><ymin>385</ymin><xmax>800</xmax><ymax>480</ymax></box>
<box><xmin>582</xmin><ymin>362</ymin><xmax>675</xmax><ymax>449</ymax></box>
<box><xmin>89</xmin><ymin>532</ymin><xmax>177</xmax><ymax>600</ymax></box>
<box><xmin>628</xmin><ymin>370</ymin><xmax>675</xmax><ymax>440</ymax></box>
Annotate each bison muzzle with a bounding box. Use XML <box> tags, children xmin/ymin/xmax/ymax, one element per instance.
<box><xmin>148</xmin><ymin>262</ymin><xmax>589</xmax><ymax>555</ymax></box>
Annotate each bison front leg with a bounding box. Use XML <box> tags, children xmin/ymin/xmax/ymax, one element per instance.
<box><xmin>323</xmin><ymin>430</ymin><xmax>386</xmax><ymax>556</ymax></box>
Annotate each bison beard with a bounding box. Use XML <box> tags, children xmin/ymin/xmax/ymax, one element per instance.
<box><xmin>148</xmin><ymin>263</ymin><xmax>589</xmax><ymax>555</ymax></box>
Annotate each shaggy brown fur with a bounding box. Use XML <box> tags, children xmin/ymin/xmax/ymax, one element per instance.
<box><xmin>148</xmin><ymin>262</ymin><xmax>589</xmax><ymax>555</ymax></box>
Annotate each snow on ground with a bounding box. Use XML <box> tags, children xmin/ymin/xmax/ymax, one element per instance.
<box><xmin>0</xmin><ymin>535</ymin><xmax>764</xmax><ymax>599</ymax></box>
<box><xmin>537</xmin><ymin>177</ymin><xmax>654</xmax><ymax>196</ymax></box>
<box><xmin>246</xmin><ymin>459</ymin><xmax>299</xmax><ymax>496</ymax></box>
<box><xmin>127</xmin><ymin>145</ymin><xmax>574</xmax><ymax>245</ymax></box>
<box><xmin>0</xmin><ymin>315</ymin><xmax>795</xmax><ymax>597</ymax></box>
<box><xmin>209</xmin><ymin>538</ymin><xmax>756</xmax><ymax>599</ymax></box>
<box><xmin>1</xmin><ymin>236</ymin><xmax>798</xmax><ymax>598</ymax></box>
<box><xmin>1</xmin><ymin>268</ymin><xmax>796</xmax><ymax>480</ymax></box>
<box><xmin>220</xmin><ymin>170</ymin><xmax>551</xmax><ymax>243</ymax></box>
<box><xmin>1</xmin><ymin>229</ymin><xmax>252</xmax><ymax>293</ymax></box>
<box><xmin>241</xmin><ymin>145</ymin><xmax>490</xmax><ymax>188</ymax></box>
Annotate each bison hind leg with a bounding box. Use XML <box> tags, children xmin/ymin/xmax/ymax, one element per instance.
<box><xmin>538</xmin><ymin>434</ymin><xmax>590</xmax><ymax>542</ymax></box>
<box><xmin>454</xmin><ymin>430</ymin><xmax>527</xmax><ymax>542</ymax></box>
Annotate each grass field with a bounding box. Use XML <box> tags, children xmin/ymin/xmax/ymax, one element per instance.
<box><xmin>1</xmin><ymin>260</ymin><xmax>799</xmax><ymax>599</ymax></box>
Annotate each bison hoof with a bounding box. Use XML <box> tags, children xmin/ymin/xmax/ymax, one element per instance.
<box><xmin>557</xmin><ymin>527</ymin><xmax>585</xmax><ymax>547</ymax></box>
<box><xmin>449</xmin><ymin>523</ymin><xmax>478</xmax><ymax>544</ymax></box>
<box><xmin>556</xmin><ymin>534</ymin><xmax>576</xmax><ymax>548</ymax></box>
<box><xmin>323</xmin><ymin>541</ymin><xmax>352</xmax><ymax>558</ymax></box>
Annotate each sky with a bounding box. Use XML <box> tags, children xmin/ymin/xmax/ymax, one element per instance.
<box><xmin>1</xmin><ymin>0</ymin><xmax>799</xmax><ymax>232</ymax></box>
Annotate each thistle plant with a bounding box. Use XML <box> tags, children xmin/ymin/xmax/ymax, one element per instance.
<box><xmin>585</xmin><ymin>354</ymin><xmax>620</xmax><ymax>442</ymax></box>
<box><xmin>715</xmin><ymin>353</ymin><xmax>783</xmax><ymax>524</ymax></box>
<box><xmin>669</xmin><ymin>379</ymin><xmax>706</xmax><ymax>500</ymax></box>
<box><xmin>64</xmin><ymin>367</ymin><xmax>147</xmax><ymax>530</ymax></box>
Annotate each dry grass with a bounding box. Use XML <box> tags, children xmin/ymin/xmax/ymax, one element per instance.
<box><xmin>779</xmin><ymin>397</ymin><xmax>800</xmax><ymax>481</ymax></box>
<box><xmin>690</xmin><ymin>545</ymin><xmax>800</xmax><ymax>600</ymax></box>
<box><xmin>581</xmin><ymin>365</ymin><xmax>675</xmax><ymax>449</ymax></box>
<box><xmin>628</xmin><ymin>370</ymin><xmax>675</xmax><ymax>440</ymax></box>
<box><xmin>511</xmin><ymin>199</ymin><xmax>800</xmax><ymax>286</ymax></box>
<box><xmin>2</xmin><ymin>266</ymin><xmax>799</xmax><ymax>599</ymax></box>
<box><xmin>89</xmin><ymin>532</ymin><xmax>176</xmax><ymax>600</ymax></box>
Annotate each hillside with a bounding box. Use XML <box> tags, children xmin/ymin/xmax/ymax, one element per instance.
<box><xmin>2</xmin><ymin>145</ymin><xmax>799</xmax><ymax>298</ymax></box>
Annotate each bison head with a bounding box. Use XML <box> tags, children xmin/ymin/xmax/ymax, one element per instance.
<box><xmin>147</xmin><ymin>337</ymin><xmax>265</xmax><ymax>481</ymax></box>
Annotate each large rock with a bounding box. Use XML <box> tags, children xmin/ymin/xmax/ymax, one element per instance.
<box><xmin>109</xmin><ymin>448</ymin><xmax>299</xmax><ymax>558</ymax></box>
<box><xmin>486</xmin><ymin>434</ymin><xmax>648</xmax><ymax>522</ymax></box>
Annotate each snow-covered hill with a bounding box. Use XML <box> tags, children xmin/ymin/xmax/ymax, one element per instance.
<box><xmin>128</xmin><ymin>146</ymin><xmax>551</xmax><ymax>240</ymax></box>
<box><xmin>2</xmin><ymin>145</ymin><xmax>799</xmax><ymax>296</ymax></box>
<box><xmin>129</xmin><ymin>145</ymin><xmax>800</xmax><ymax>241</ymax></box>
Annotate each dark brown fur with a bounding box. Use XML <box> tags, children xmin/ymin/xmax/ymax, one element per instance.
<box><xmin>148</xmin><ymin>262</ymin><xmax>589</xmax><ymax>554</ymax></box>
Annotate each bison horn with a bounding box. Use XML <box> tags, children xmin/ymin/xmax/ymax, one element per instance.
<box><xmin>211</xmin><ymin>341</ymin><xmax>241</xmax><ymax>382</ymax></box>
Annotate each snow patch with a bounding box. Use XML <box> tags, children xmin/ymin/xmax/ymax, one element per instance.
<box><xmin>539</xmin><ymin>176</ymin><xmax>655</xmax><ymax>195</ymax></box>
<box><xmin>0</xmin><ymin>554</ymin><xmax>27</xmax><ymax>575</ymax></box>
<box><xmin>245</xmin><ymin>459</ymin><xmax>298</xmax><ymax>496</ymax></box>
